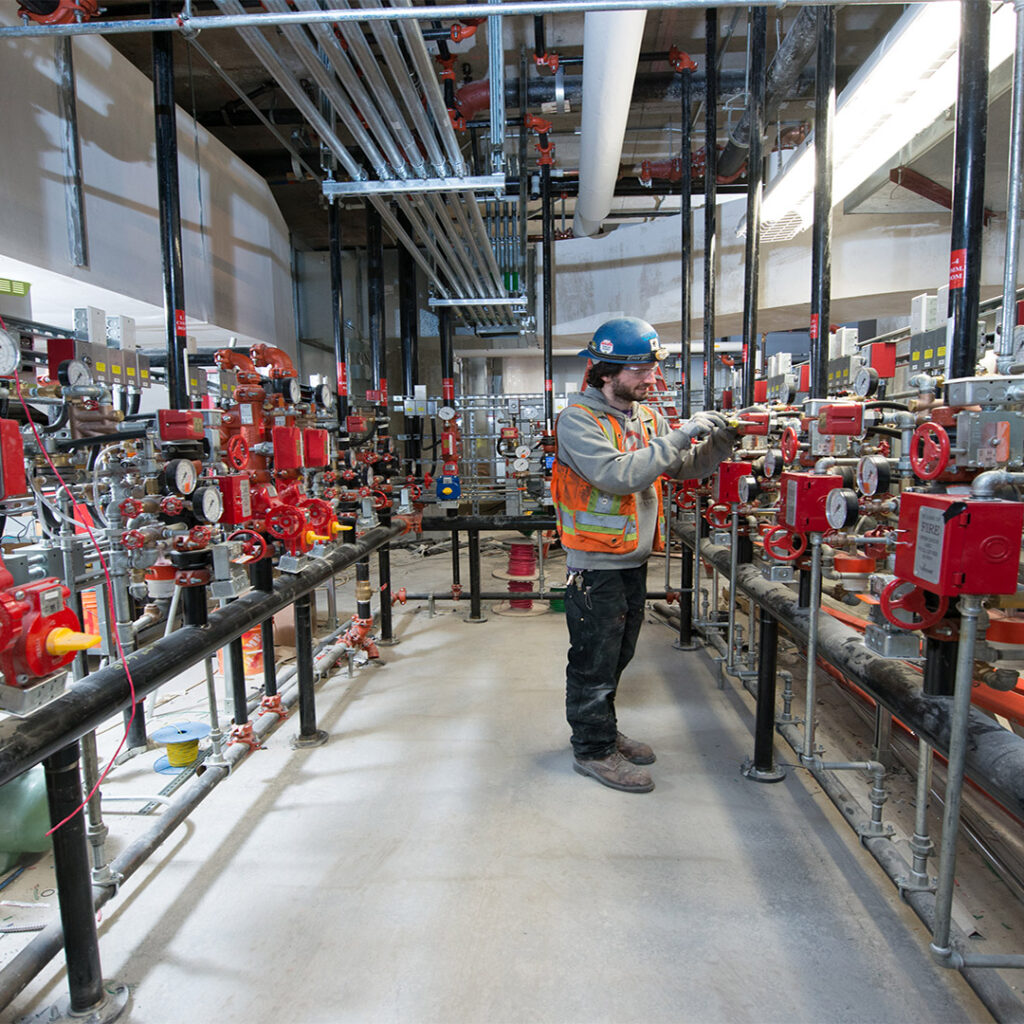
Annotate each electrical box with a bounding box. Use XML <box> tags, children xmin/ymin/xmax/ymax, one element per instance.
<box><xmin>713</xmin><ymin>461</ymin><xmax>753</xmax><ymax>504</ymax></box>
<box><xmin>303</xmin><ymin>428</ymin><xmax>330</xmax><ymax>468</ymax></box>
<box><xmin>158</xmin><ymin>409</ymin><xmax>205</xmax><ymax>443</ymax></box>
<box><xmin>272</xmin><ymin>426</ymin><xmax>304</xmax><ymax>471</ymax></box>
<box><xmin>820</xmin><ymin>403</ymin><xmax>864</xmax><ymax>436</ymax></box>
<box><xmin>218</xmin><ymin>475</ymin><xmax>253</xmax><ymax>525</ymax></box>
<box><xmin>778</xmin><ymin>472</ymin><xmax>842</xmax><ymax>533</ymax></box>
<box><xmin>953</xmin><ymin>410</ymin><xmax>1024</xmax><ymax>469</ymax></box>
<box><xmin>893</xmin><ymin>491</ymin><xmax>1024</xmax><ymax>596</ymax></box>
<box><xmin>0</xmin><ymin>420</ymin><xmax>27</xmax><ymax>499</ymax></box>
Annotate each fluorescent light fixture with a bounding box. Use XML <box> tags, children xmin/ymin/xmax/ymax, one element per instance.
<box><xmin>751</xmin><ymin>2</ymin><xmax>1016</xmax><ymax>244</ymax></box>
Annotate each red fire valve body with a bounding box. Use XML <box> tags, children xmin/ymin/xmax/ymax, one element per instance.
<box><xmin>0</xmin><ymin>420</ymin><xmax>27</xmax><ymax>499</ymax></box>
<box><xmin>713</xmin><ymin>461</ymin><xmax>753</xmax><ymax>505</ymax></box>
<box><xmin>893</xmin><ymin>492</ymin><xmax>1024</xmax><ymax>596</ymax></box>
<box><xmin>0</xmin><ymin>579</ymin><xmax>84</xmax><ymax>686</ymax></box>
<box><xmin>218</xmin><ymin>475</ymin><xmax>253</xmax><ymax>524</ymax></box>
<box><xmin>272</xmin><ymin>426</ymin><xmax>304</xmax><ymax>471</ymax></box>
<box><xmin>303</xmin><ymin>429</ymin><xmax>330</xmax><ymax>468</ymax></box>
<box><xmin>778</xmin><ymin>472</ymin><xmax>842</xmax><ymax>533</ymax></box>
<box><xmin>158</xmin><ymin>409</ymin><xmax>205</xmax><ymax>442</ymax></box>
<box><xmin>346</xmin><ymin>415</ymin><xmax>367</xmax><ymax>434</ymax></box>
<box><xmin>821</xmin><ymin>403</ymin><xmax>864</xmax><ymax>436</ymax></box>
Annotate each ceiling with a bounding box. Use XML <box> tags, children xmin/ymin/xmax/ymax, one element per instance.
<box><xmin>93</xmin><ymin>0</ymin><xmax>905</xmax><ymax>255</ymax></box>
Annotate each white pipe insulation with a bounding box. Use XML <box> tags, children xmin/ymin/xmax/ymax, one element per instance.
<box><xmin>572</xmin><ymin>10</ymin><xmax>648</xmax><ymax>238</ymax></box>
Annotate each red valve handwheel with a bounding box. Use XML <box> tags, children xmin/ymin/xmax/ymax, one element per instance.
<box><xmin>119</xmin><ymin>498</ymin><xmax>144</xmax><ymax>519</ymax></box>
<box><xmin>909</xmin><ymin>423</ymin><xmax>950</xmax><ymax>481</ymax></box>
<box><xmin>160</xmin><ymin>495</ymin><xmax>185</xmax><ymax>516</ymax></box>
<box><xmin>763</xmin><ymin>525</ymin><xmax>808</xmax><ymax>562</ymax></box>
<box><xmin>299</xmin><ymin>497</ymin><xmax>333</xmax><ymax>530</ymax></box>
<box><xmin>228</xmin><ymin>529</ymin><xmax>269</xmax><ymax>564</ymax></box>
<box><xmin>704</xmin><ymin>503</ymin><xmax>733</xmax><ymax>529</ymax></box>
<box><xmin>264</xmin><ymin>506</ymin><xmax>305</xmax><ymax>539</ymax></box>
<box><xmin>780</xmin><ymin>426</ymin><xmax>800</xmax><ymax>464</ymax></box>
<box><xmin>675</xmin><ymin>488</ymin><xmax>697</xmax><ymax>510</ymax></box>
<box><xmin>121</xmin><ymin>529</ymin><xmax>146</xmax><ymax>551</ymax></box>
<box><xmin>226</xmin><ymin>434</ymin><xmax>250</xmax><ymax>471</ymax></box>
<box><xmin>879</xmin><ymin>579</ymin><xmax>949</xmax><ymax>631</ymax></box>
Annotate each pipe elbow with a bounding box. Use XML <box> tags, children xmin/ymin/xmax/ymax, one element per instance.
<box><xmin>249</xmin><ymin>344</ymin><xmax>297</xmax><ymax>379</ymax></box>
<box><xmin>813</xmin><ymin>457</ymin><xmax>837</xmax><ymax>474</ymax></box>
<box><xmin>971</xmin><ymin>470</ymin><xmax>1010</xmax><ymax>498</ymax></box>
<box><xmin>215</xmin><ymin>349</ymin><xmax>261</xmax><ymax>384</ymax></box>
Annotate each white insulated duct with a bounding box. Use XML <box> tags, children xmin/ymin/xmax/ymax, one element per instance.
<box><xmin>572</xmin><ymin>11</ymin><xmax>647</xmax><ymax>238</ymax></box>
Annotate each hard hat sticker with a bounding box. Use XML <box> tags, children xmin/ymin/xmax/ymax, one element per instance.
<box><xmin>599</xmin><ymin>340</ymin><xmax>614</xmax><ymax>354</ymax></box>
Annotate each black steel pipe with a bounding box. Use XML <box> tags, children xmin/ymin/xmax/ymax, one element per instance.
<box><xmin>678</xmin><ymin>547</ymin><xmax>694</xmax><ymax>645</ymax></box>
<box><xmin>251</xmin><ymin>558</ymin><xmax>278</xmax><ymax>698</ymax></box>
<box><xmin>293</xmin><ymin>592</ymin><xmax>318</xmax><ymax>738</ymax></box>
<box><xmin>741</xmin><ymin>7</ymin><xmax>767</xmax><ymax>410</ymax></box>
<box><xmin>398</xmin><ymin>212</ymin><xmax>420</xmax><ymax>473</ymax></box>
<box><xmin>366</xmin><ymin>202</ymin><xmax>385</xmax><ymax>395</ymax></box>
<box><xmin>151</xmin><ymin>0</ymin><xmax>188</xmax><ymax>411</ymax></box>
<box><xmin>752</xmin><ymin>605</ymin><xmax>779</xmax><ymax>773</ymax></box>
<box><xmin>44</xmin><ymin>742</ymin><xmax>104</xmax><ymax>1014</ymax></box>
<box><xmin>228</xmin><ymin>633</ymin><xmax>247</xmax><ymax>726</ymax></box>
<box><xmin>0</xmin><ymin>524</ymin><xmax>404</xmax><ymax>787</ymax></box>
<box><xmin>439</xmin><ymin>307</ymin><xmax>454</xmax><ymax>407</ymax></box>
<box><xmin>451</xmin><ymin>530</ymin><xmax>462</xmax><ymax>587</ymax></box>
<box><xmin>180</xmin><ymin>585</ymin><xmax>208</xmax><ymax>627</ymax></box>
<box><xmin>680</xmin><ymin>61</ymin><xmax>693</xmax><ymax>419</ymax></box>
<box><xmin>328</xmin><ymin>200</ymin><xmax>349</xmax><ymax>430</ymax></box>
<box><xmin>378</xmin><ymin>512</ymin><xmax>394</xmax><ymax>643</ymax></box>
<box><xmin>419</xmin><ymin>515</ymin><xmax>556</xmax><ymax>531</ymax></box>
<box><xmin>541</xmin><ymin>161</ymin><xmax>554</xmax><ymax>430</ymax></box>
<box><xmin>676</xmin><ymin>523</ymin><xmax>1024</xmax><ymax>821</ymax></box>
<box><xmin>467</xmin><ymin>529</ymin><xmax>483</xmax><ymax>620</ymax></box>
<box><xmin>924</xmin><ymin>635</ymin><xmax>959</xmax><ymax>698</ymax></box>
<box><xmin>947</xmin><ymin>0</ymin><xmax>991</xmax><ymax>380</ymax></box>
<box><xmin>809</xmin><ymin>5</ymin><xmax>835</xmax><ymax>402</ymax></box>
<box><xmin>703</xmin><ymin>9</ymin><xmax>718</xmax><ymax>412</ymax></box>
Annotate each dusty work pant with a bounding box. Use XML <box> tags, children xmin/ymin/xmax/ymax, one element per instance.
<box><xmin>564</xmin><ymin>563</ymin><xmax>648</xmax><ymax>760</ymax></box>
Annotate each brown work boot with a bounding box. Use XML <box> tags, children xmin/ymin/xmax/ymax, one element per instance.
<box><xmin>616</xmin><ymin>731</ymin><xmax>655</xmax><ymax>765</ymax></box>
<box><xmin>573</xmin><ymin>750</ymin><xmax>654</xmax><ymax>793</ymax></box>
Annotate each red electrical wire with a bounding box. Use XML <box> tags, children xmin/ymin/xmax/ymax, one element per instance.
<box><xmin>0</xmin><ymin>315</ymin><xmax>138</xmax><ymax>834</ymax></box>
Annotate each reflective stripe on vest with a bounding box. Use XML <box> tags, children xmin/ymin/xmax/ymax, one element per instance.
<box><xmin>552</xmin><ymin>403</ymin><xmax>665</xmax><ymax>555</ymax></box>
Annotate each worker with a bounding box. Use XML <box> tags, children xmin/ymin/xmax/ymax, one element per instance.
<box><xmin>552</xmin><ymin>317</ymin><xmax>737</xmax><ymax>793</ymax></box>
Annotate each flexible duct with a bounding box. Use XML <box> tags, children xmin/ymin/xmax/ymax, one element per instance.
<box><xmin>572</xmin><ymin>10</ymin><xmax>647</xmax><ymax>237</ymax></box>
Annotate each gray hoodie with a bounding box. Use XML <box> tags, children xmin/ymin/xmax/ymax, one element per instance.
<box><xmin>555</xmin><ymin>386</ymin><xmax>732</xmax><ymax>570</ymax></box>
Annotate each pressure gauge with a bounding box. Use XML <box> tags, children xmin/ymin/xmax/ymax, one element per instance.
<box><xmin>58</xmin><ymin>359</ymin><xmax>91</xmax><ymax>388</ymax></box>
<box><xmin>315</xmin><ymin>383</ymin><xmax>336</xmax><ymax>412</ymax></box>
<box><xmin>763</xmin><ymin>448</ymin><xmax>782</xmax><ymax>479</ymax></box>
<box><xmin>0</xmin><ymin>329</ymin><xmax>19</xmax><ymax>377</ymax></box>
<box><xmin>163</xmin><ymin>458</ymin><xmax>198</xmax><ymax>496</ymax></box>
<box><xmin>514</xmin><ymin>445</ymin><xmax>531</xmax><ymax>459</ymax></box>
<box><xmin>826</xmin><ymin>487</ymin><xmax>860</xmax><ymax>530</ymax></box>
<box><xmin>438</xmin><ymin>406</ymin><xmax>457</xmax><ymax>422</ymax></box>
<box><xmin>512</xmin><ymin>458</ymin><xmax>530</xmax><ymax>473</ymax></box>
<box><xmin>279</xmin><ymin>378</ymin><xmax>301</xmax><ymax>404</ymax></box>
<box><xmin>856</xmin><ymin>455</ymin><xmax>891</xmax><ymax>497</ymax></box>
<box><xmin>737</xmin><ymin>475</ymin><xmax>760</xmax><ymax>504</ymax></box>
<box><xmin>192</xmin><ymin>485</ymin><xmax>224</xmax><ymax>524</ymax></box>
<box><xmin>853</xmin><ymin>365</ymin><xmax>880</xmax><ymax>398</ymax></box>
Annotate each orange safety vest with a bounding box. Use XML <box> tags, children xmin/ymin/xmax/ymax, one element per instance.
<box><xmin>552</xmin><ymin>404</ymin><xmax>665</xmax><ymax>555</ymax></box>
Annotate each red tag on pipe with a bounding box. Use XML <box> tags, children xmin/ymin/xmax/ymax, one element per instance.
<box><xmin>175</xmin><ymin>309</ymin><xmax>187</xmax><ymax>336</ymax></box>
<box><xmin>809</xmin><ymin>313</ymin><xmax>819</xmax><ymax>340</ymax></box>
<box><xmin>337</xmin><ymin>361</ymin><xmax>348</xmax><ymax>396</ymax></box>
<box><xmin>380</xmin><ymin>378</ymin><xmax>388</xmax><ymax>401</ymax></box>
<box><xmin>544</xmin><ymin>379</ymin><xmax>553</xmax><ymax>392</ymax></box>
<box><xmin>442</xmin><ymin>377</ymin><xmax>455</xmax><ymax>403</ymax></box>
<box><xmin>742</xmin><ymin>343</ymin><xmax>748</xmax><ymax>360</ymax></box>
<box><xmin>949</xmin><ymin>248</ymin><xmax>967</xmax><ymax>290</ymax></box>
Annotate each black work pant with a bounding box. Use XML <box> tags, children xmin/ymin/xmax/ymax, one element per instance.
<box><xmin>564</xmin><ymin>563</ymin><xmax>648</xmax><ymax>760</ymax></box>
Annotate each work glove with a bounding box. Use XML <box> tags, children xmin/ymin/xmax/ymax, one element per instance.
<box><xmin>675</xmin><ymin>411</ymin><xmax>727</xmax><ymax>444</ymax></box>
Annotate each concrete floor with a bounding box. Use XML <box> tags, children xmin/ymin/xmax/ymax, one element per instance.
<box><xmin>6</xmin><ymin>543</ymin><xmax>992</xmax><ymax>1023</ymax></box>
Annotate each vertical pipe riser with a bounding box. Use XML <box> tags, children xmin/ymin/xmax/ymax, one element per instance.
<box><xmin>703</xmin><ymin>9</ymin><xmax>717</xmax><ymax>412</ymax></box>
<box><xmin>680</xmin><ymin>67</ymin><xmax>692</xmax><ymax>420</ymax></box>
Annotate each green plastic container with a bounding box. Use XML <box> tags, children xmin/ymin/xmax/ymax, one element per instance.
<box><xmin>0</xmin><ymin>766</ymin><xmax>51</xmax><ymax>873</ymax></box>
<box><xmin>550</xmin><ymin>586</ymin><xmax>566</xmax><ymax>612</ymax></box>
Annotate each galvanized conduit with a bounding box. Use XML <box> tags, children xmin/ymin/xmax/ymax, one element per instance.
<box><xmin>0</xmin><ymin>617</ymin><xmax>354</xmax><ymax>1013</ymax></box>
<box><xmin>652</xmin><ymin>589</ymin><xmax>1024</xmax><ymax>1020</ymax></box>
<box><xmin>0</xmin><ymin>523</ymin><xmax>406</xmax><ymax>788</ymax></box>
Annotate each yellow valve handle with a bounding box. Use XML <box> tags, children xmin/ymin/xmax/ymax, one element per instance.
<box><xmin>329</xmin><ymin>520</ymin><xmax>343</xmax><ymax>536</ymax></box>
<box><xmin>304</xmin><ymin>530</ymin><xmax>330</xmax><ymax>546</ymax></box>
<box><xmin>46</xmin><ymin>627</ymin><xmax>102</xmax><ymax>657</ymax></box>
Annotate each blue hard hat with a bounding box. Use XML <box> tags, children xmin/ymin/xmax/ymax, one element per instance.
<box><xmin>578</xmin><ymin>317</ymin><xmax>667</xmax><ymax>363</ymax></box>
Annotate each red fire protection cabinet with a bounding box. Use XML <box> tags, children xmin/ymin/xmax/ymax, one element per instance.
<box><xmin>158</xmin><ymin>409</ymin><xmax>205</xmax><ymax>442</ymax></box>
<box><xmin>778</xmin><ymin>472</ymin><xmax>842</xmax><ymax>533</ymax></box>
<box><xmin>303</xmin><ymin>429</ymin><xmax>330</xmax><ymax>468</ymax></box>
<box><xmin>820</xmin><ymin>403</ymin><xmax>864</xmax><ymax>436</ymax></box>
<box><xmin>0</xmin><ymin>420</ymin><xmax>27</xmax><ymax>499</ymax></box>
<box><xmin>893</xmin><ymin>491</ymin><xmax>1024</xmax><ymax>596</ymax></box>
<box><xmin>714</xmin><ymin>461</ymin><xmax>753</xmax><ymax>504</ymax></box>
<box><xmin>272</xmin><ymin>426</ymin><xmax>304</xmax><ymax>471</ymax></box>
<box><xmin>218</xmin><ymin>475</ymin><xmax>253</xmax><ymax>525</ymax></box>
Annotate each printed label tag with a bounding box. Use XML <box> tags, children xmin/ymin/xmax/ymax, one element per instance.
<box><xmin>785</xmin><ymin>480</ymin><xmax>798</xmax><ymax>528</ymax></box>
<box><xmin>913</xmin><ymin>505</ymin><xmax>945</xmax><ymax>585</ymax></box>
<box><xmin>949</xmin><ymin>248</ymin><xmax>967</xmax><ymax>290</ymax></box>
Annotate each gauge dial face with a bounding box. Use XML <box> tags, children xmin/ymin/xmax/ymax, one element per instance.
<box><xmin>59</xmin><ymin>359</ymin><xmax>91</xmax><ymax>388</ymax></box>
<box><xmin>317</xmin><ymin>384</ymin><xmax>336</xmax><ymax>412</ymax></box>
<box><xmin>438</xmin><ymin>406</ymin><xmax>456</xmax><ymax>422</ymax></box>
<box><xmin>826</xmin><ymin>488</ymin><xmax>859</xmax><ymax>530</ymax></box>
<box><xmin>165</xmin><ymin>459</ymin><xmax>198</xmax><ymax>495</ymax></box>
<box><xmin>853</xmin><ymin>365</ymin><xmax>879</xmax><ymax>398</ymax></box>
<box><xmin>764</xmin><ymin>448</ymin><xmax>781</xmax><ymax>478</ymax></box>
<box><xmin>514</xmin><ymin>445</ymin><xmax>531</xmax><ymax>459</ymax></box>
<box><xmin>512</xmin><ymin>458</ymin><xmax>530</xmax><ymax>472</ymax></box>
<box><xmin>193</xmin><ymin>486</ymin><xmax>223</xmax><ymax>523</ymax></box>
<box><xmin>737</xmin><ymin>475</ymin><xmax>757</xmax><ymax>503</ymax></box>
<box><xmin>0</xmin><ymin>330</ymin><xmax>19</xmax><ymax>377</ymax></box>
<box><xmin>284</xmin><ymin>378</ymin><xmax>301</xmax><ymax>404</ymax></box>
<box><xmin>856</xmin><ymin>455</ymin><xmax>890</xmax><ymax>497</ymax></box>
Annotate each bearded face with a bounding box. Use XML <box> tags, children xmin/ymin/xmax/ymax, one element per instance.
<box><xmin>606</xmin><ymin>364</ymin><xmax>657</xmax><ymax>405</ymax></box>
